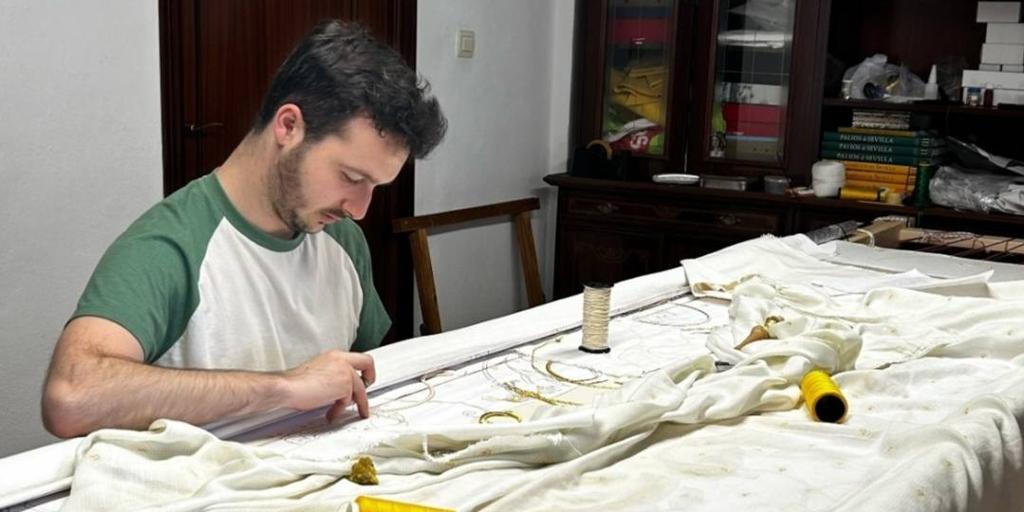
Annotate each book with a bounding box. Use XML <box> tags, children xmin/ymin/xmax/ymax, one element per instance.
<box><xmin>838</xmin><ymin>126</ymin><xmax>933</xmax><ymax>138</ymax></box>
<box><xmin>844</xmin><ymin>179</ymin><xmax>913</xmax><ymax>194</ymax></box>
<box><xmin>820</xmin><ymin>149</ymin><xmax>941</xmax><ymax>166</ymax></box>
<box><xmin>822</xmin><ymin>131</ymin><xmax>944</xmax><ymax>147</ymax></box>
<box><xmin>845</xmin><ymin>169</ymin><xmax>917</xmax><ymax>185</ymax></box>
<box><xmin>820</xmin><ymin>141</ymin><xmax>946</xmax><ymax>157</ymax></box>
<box><xmin>839</xmin><ymin>160</ymin><xmax>925</xmax><ymax>175</ymax></box>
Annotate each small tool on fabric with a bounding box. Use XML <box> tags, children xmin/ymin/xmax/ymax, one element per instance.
<box><xmin>735</xmin><ymin>315</ymin><xmax>784</xmax><ymax>350</ymax></box>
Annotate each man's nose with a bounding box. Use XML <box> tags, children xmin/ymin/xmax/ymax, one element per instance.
<box><xmin>346</xmin><ymin>187</ymin><xmax>373</xmax><ymax>220</ymax></box>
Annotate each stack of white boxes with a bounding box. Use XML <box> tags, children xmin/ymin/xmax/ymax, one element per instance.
<box><xmin>966</xmin><ymin>1</ymin><xmax>1024</xmax><ymax>104</ymax></box>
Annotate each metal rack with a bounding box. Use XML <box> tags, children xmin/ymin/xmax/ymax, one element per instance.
<box><xmin>847</xmin><ymin>216</ymin><xmax>1024</xmax><ymax>264</ymax></box>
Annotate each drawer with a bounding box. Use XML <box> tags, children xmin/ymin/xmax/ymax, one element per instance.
<box><xmin>564</xmin><ymin>194</ymin><xmax>782</xmax><ymax>234</ymax></box>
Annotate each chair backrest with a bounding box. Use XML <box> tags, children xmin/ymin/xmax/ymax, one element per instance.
<box><xmin>392</xmin><ymin>198</ymin><xmax>544</xmax><ymax>336</ymax></box>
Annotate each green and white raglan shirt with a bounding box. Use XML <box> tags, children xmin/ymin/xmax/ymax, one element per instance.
<box><xmin>71</xmin><ymin>173</ymin><xmax>390</xmax><ymax>371</ymax></box>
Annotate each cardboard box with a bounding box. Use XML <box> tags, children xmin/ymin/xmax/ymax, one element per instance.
<box><xmin>963</xmin><ymin>69</ymin><xmax>1024</xmax><ymax>89</ymax></box>
<box><xmin>980</xmin><ymin>63</ymin><xmax>1004</xmax><ymax>71</ymax></box>
<box><xmin>987</xmin><ymin>23</ymin><xmax>1024</xmax><ymax>44</ymax></box>
<box><xmin>982</xmin><ymin>43</ymin><xmax>1024</xmax><ymax>64</ymax></box>
<box><xmin>978</xmin><ymin>2</ymin><xmax>1021</xmax><ymax>22</ymax></box>
<box><xmin>994</xmin><ymin>88</ymin><xmax>1024</xmax><ymax>104</ymax></box>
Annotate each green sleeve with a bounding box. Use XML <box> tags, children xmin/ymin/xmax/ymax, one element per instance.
<box><xmin>71</xmin><ymin>234</ymin><xmax>193</xmax><ymax>362</ymax></box>
<box><xmin>330</xmin><ymin>220</ymin><xmax>391</xmax><ymax>352</ymax></box>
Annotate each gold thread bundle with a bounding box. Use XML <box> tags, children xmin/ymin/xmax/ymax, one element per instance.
<box><xmin>478</xmin><ymin>410</ymin><xmax>522</xmax><ymax>424</ymax></box>
<box><xmin>348</xmin><ymin>456</ymin><xmax>379</xmax><ymax>485</ymax></box>
<box><xmin>800</xmin><ymin>370</ymin><xmax>848</xmax><ymax>423</ymax></box>
<box><xmin>580</xmin><ymin>283</ymin><xmax>612</xmax><ymax>353</ymax></box>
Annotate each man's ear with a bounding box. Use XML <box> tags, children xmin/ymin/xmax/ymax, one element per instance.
<box><xmin>272</xmin><ymin>104</ymin><xmax>305</xmax><ymax>150</ymax></box>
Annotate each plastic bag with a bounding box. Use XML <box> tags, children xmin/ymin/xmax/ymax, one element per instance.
<box><xmin>929</xmin><ymin>165</ymin><xmax>1024</xmax><ymax>216</ymax></box>
<box><xmin>843</xmin><ymin>54</ymin><xmax>926</xmax><ymax>102</ymax></box>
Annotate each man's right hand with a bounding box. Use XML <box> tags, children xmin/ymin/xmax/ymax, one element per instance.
<box><xmin>43</xmin><ymin>317</ymin><xmax>380</xmax><ymax>438</ymax></box>
<box><xmin>281</xmin><ymin>350</ymin><xmax>376</xmax><ymax>422</ymax></box>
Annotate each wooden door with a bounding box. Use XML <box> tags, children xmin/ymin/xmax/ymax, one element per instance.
<box><xmin>160</xmin><ymin>0</ymin><xmax>417</xmax><ymax>342</ymax></box>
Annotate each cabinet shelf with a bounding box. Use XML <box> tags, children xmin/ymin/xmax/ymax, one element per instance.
<box><xmin>822</xmin><ymin>98</ymin><xmax>1024</xmax><ymax>119</ymax></box>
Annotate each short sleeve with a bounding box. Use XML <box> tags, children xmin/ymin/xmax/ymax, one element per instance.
<box><xmin>328</xmin><ymin>220</ymin><xmax>392</xmax><ymax>352</ymax></box>
<box><xmin>71</xmin><ymin>235</ymin><xmax>192</xmax><ymax>362</ymax></box>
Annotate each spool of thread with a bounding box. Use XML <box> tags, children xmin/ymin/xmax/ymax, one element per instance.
<box><xmin>800</xmin><ymin>370</ymin><xmax>848</xmax><ymax>423</ymax></box>
<box><xmin>580</xmin><ymin>283</ymin><xmax>612</xmax><ymax>354</ymax></box>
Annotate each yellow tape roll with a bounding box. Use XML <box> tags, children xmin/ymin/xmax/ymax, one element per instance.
<box><xmin>839</xmin><ymin>186</ymin><xmax>881</xmax><ymax>201</ymax></box>
<box><xmin>800</xmin><ymin>370</ymin><xmax>848</xmax><ymax>423</ymax></box>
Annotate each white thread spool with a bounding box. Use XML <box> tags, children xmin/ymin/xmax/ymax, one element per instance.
<box><xmin>580</xmin><ymin>283</ymin><xmax>612</xmax><ymax>354</ymax></box>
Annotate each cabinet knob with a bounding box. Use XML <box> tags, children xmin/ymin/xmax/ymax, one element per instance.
<box><xmin>717</xmin><ymin>214</ymin><xmax>740</xmax><ymax>226</ymax></box>
<box><xmin>595</xmin><ymin>202</ymin><xmax>619</xmax><ymax>215</ymax></box>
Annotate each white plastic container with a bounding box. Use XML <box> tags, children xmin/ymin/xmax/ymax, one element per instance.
<box><xmin>811</xmin><ymin>160</ymin><xmax>845</xmax><ymax>198</ymax></box>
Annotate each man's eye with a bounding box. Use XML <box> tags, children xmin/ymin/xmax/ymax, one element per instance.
<box><xmin>341</xmin><ymin>172</ymin><xmax>364</xmax><ymax>183</ymax></box>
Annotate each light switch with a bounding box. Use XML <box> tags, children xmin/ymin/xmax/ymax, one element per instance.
<box><xmin>457</xmin><ymin>29</ymin><xmax>475</xmax><ymax>58</ymax></box>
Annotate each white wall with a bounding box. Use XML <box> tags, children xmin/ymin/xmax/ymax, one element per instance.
<box><xmin>416</xmin><ymin>0</ymin><xmax>575</xmax><ymax>332</ymax></box>
<box><xmin>0</xmin><ymin>0</ymin><xmax>571</xmax><ymax>456</ymax></box>
<box><xmin>0</xmin><ymin>1</ymin><xmax>163</xmax><ymax>456</ymax></box>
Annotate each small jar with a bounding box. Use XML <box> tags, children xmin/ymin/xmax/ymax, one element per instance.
<box><xmin>965</xmin><ymin>86</ymin><xmax>983</xmax><ymax>107</ymax></box>
<box><xmin>764</xmin><ymin>175</ymin><xmax>789</xmax><ymax>195</ymax></box>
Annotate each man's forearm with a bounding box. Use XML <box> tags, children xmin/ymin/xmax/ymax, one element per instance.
<box><xmin>43</xmin><ymin>354</ymin><xmax>293</xmax><ymax>437</ymax></box>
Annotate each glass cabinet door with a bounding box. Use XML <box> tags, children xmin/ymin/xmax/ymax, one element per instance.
<box><xmin>601</xmin><ymin>0</ymin><xmax>677</xmax><ymax>157</ymax></box>
<box><xmin>708</xmin><ymin>0</ymin><xmax>796</xmax><ymax>163</ymax></box>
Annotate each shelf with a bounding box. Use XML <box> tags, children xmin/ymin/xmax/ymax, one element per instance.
<box><xmin>822</xmin><ymin>98</ymin><xmax>1024</xmax><ymax>118</ymax></box>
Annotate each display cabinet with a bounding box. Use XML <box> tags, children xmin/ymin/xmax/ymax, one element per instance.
<box><xmin>557</xmin><ymin>0</ymin><xmax>1024</xmax><ymax>297</ymax></box>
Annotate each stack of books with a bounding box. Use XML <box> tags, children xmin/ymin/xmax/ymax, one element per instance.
<box><xmin>819</xmin><ymin>127</ymin><xmax>945</xmax><ymax>195</ymax></box>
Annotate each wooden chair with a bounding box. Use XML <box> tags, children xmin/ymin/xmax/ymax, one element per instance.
<box><xmin>392</xmin><ymin>198</ymin><xmax>545</xmax><ymax>336</ymax></box>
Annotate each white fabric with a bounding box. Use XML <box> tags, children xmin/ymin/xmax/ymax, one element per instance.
<box><xmin>682</xmin><ymin>235</ymin><xmax>957</xmax><ymax>299</ymax></box>
<box><xmin>0</xmin><ymin>263</ymin><xmax>692</xmax><ymax>509</ymax></box>
<box><xmin>55</xmin><ymin>237</ymin><xmax>1024</xmax><ymax>511</ymax></box>
<box><xmin>7</xmin><ymin>235</ymin><xmax>1024</xmax><ymax>511</ymax></box>
<box><xmin>157</xmin><ymin>220</ymin><xmax>364</xmax><ymax>371</ymax></box>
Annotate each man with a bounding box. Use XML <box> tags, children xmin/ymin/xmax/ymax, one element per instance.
<box><xmin>41</xmin><ymin>20</ymin><xmax>446</xmax><ymax>438</ymax></box>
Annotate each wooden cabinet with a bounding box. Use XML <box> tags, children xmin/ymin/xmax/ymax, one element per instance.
<box><xmin>547</xmin><ymin>174</ymin><xmax>1024</xmax><ymax>298</ymax></box>
<box><xmin>573</xmin><ymin>0</ymin><xmax>828</xmax><ymax>182</ymax></box>
<box><xmin>549</xmin><ymin>174</ymin><xmax>794</xmax><ymax>297</ymax></box>
<box><xmin>558</xmin><ymin>0</ymin><xmax>1024</xmax><ymax>297</ymax></box>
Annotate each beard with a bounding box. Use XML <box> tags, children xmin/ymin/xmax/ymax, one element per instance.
<box><xmin>269</xmin><ymin>144</ymin><xmax>316</xmax><ymax>234</ymax></box>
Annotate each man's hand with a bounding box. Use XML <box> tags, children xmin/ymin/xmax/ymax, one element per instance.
<box><xmin>281</xmin><ymin>350</ymin><xmax>376</xmax><ymax>422</ymax></box>
<box><xmin>43</xmin><ymin>317</ymin><xmax>379</xmax><ymax>438</ymax></box>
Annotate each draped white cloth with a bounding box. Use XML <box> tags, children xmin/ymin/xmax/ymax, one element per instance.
<box><xmin>6</xmin><ymin>236</ymin><xmax>1024</xmax><ymax>511</ymax></box>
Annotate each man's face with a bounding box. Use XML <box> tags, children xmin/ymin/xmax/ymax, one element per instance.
<box><xmin>269</xmin><ymin>116</ymin><xmax>409</xmax><ymax>234</ymax></box>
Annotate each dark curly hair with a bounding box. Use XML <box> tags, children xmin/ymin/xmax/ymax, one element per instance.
<box><xmin>253</xmin><ymin>20</ymin><xmax>446</xmax><ymax>159</ymax></box>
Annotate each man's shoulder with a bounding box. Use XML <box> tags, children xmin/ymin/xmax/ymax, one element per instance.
<box><xmin>114</xmin><ymin>175</ymin><xmax>225</xmax><ymax>258</ymax></box>
<box><xmin>323</xmin><ymin>219</ymin><xmax>370</xmax><ymax>256</ymax></box>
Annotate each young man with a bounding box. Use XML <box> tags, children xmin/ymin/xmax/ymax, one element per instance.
<box><xmin>41</xmin><ymin>20</ymin><xmax>446</xmax><ymax>438</ymax></box>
